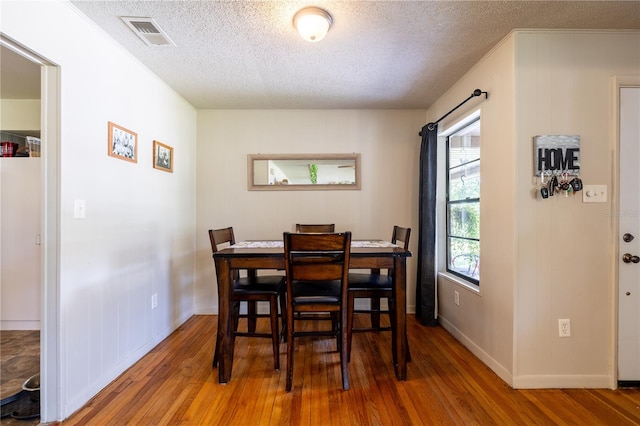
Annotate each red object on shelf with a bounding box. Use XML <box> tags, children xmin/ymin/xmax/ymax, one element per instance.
<box><xmin>1</xmin><ymin>141</ymin><xmax>18</xmax><ymax>157</ymax></box>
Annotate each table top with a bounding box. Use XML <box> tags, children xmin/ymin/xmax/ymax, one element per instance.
<box><xmin>213</xmin><ymin>240</ymin><xmax>411</xmax><ymax>258</ymax></box>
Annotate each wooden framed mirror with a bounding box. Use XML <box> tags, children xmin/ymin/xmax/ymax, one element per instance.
<box><xmin>248</xmin><ymin>153</ymin><xmax>361</xmax><ymax>191</ymax></box>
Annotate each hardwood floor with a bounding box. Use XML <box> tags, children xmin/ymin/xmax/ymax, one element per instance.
<box><xmin>58</xmin><ymin>314</ymin><xmax>640</xmax><ymax>425</ymax></box>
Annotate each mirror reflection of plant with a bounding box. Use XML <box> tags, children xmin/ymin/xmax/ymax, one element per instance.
<box><xmin>309</xmin><ymin>163</ymin><xmax>318</xmax><ymax>184</ymax></box>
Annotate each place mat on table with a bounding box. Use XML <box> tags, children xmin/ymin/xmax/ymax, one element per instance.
<box><xmin>231</xmin><ymin>240</ymin><xmax>398</xmax><ymax>249</ymax></box>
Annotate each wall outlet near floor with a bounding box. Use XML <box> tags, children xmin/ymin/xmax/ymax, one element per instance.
<box><xmin>151</xmin><ymin>293</ymin><xmax>158</xmax><ymax>309</ymax></box>
<box><xmin>558</xmin><ymin>319</ymin><xmax>571</xmax><ymax>337</ymax></box>
<box><xmin>454</xmin><ymin>290</ymin><xmax>460</xmax><ymax>306</ymax></box>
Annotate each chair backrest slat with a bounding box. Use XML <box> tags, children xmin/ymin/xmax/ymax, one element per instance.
<box><xmin>392</xmin><ymin>226</ymin><xmax>411</xmax><ymax>250</ymax></box>
<box><xmin>209</xmin><ymin>227</ymin><xmax>239</xmax><ymax>280</ymax></box>
<box><xmin>295</xmin><ymin>224</ymin><xmax>335</xmax><ymax>233</ymax></box>
<box><xmin>284</xmin><ymin>232</ymin><xmax>351</xmax><ymax>283</ymax></box>
<box><xmin>209</xmin><ymin>227</ymin><xmax>235</xmax><ymax>253</ymax></box>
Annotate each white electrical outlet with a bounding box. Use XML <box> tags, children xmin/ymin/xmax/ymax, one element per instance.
<box><xmin>152</xmin><ymin>293</ymin><xmax>158</xmax><ymax>309</ymax></box>
<box><xmin>454</xmin><ymin>290</ymin><xmax>460</xmax><ymax>306</ymax></box>
<box><xmin>558</xmin><ymin>319</ymin><xmax>571</xmax><ymax>337</ymax></box>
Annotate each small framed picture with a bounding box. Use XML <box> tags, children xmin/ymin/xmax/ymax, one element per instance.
<box><xmin>153</xmin><ymin>140</ymin><xmax>173</xmax><ymax>173</ymax></box>
<box><xmin>108</xmin><ymin>122</ymin><xmax>137</xmax><ymax>163</ymax></box>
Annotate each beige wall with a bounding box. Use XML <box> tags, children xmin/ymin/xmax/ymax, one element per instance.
<box><xmin>430</xmin><ymin>34</ymin><xmax>517</xmax><ymax>385</ymax></box>
<box><xmin>195</xmin><ymin>109</ymin><xmax>425</xmax><ymax>314</ymax></box>
<box><xmin>0</xmin><ymin>99</ymin><xmax>40</xmax><ymax>131</ymax></box>
<box><xmin>0</xmin><ymin>159</ymin><xmax>41</xmax><ymax>329</ymax></box>
<box><xmin>1</xmin><ymin>95</ymin><xmax>42</xmax><ymax>330</ymax></box>
<box><xmin>3</xmin><ymin>2</ymin><xmax>636</xmax><ymax>421</ymax></box>
<box><xmin>432</xmin><ymin>30</ymin><xmax>640</xmax><ymax>388</ymax></box>
<box><xmin>514</xmin><ymin>30</ymin><xmax>640</xmax><ymax>388</ymax></box>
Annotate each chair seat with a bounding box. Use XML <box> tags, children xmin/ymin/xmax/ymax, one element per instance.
<box><xmin>234</xmin><ymin>276</ymin><xmax>285</xmax><ymax>295</ymax></box>
<box><xmin>292</xmin><ymin>281</ymin><xmax>341</xmax><ymax>304</ymax></box>
<box><xmin>348</xmin><ymin>273</ymin><xmax>392</xmax><ymax>290</ymax></box>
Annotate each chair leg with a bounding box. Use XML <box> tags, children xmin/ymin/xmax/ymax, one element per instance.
<box><xmin>340</xmin><ymin>309</ymin><xmax>349</xmax><ymax>390</ymax></box>
<box><xmin>286</xmin><ymin>308</ymin><xmax>295</xmax><ymax>392</ymax></box>
<box><xmin>212</xmin><ymin>331</ymin><xmax>221</xmax><ymax>368</ymax></box>
<box><xmin>347</xmin><ymin>292</ymin><xmax>355</xmax><ymax>362</ymax></box>
<box><xmin>279</xmin><ymin>290</ymin><xmax>287</xmax><ymax>343</ymax></box>
<box><xmin>269</xmin><ymin>294</ymin><xmax>280</xmax><ymax>370</ymax></box>
<box><xmin>370</xmin><ymin>297</ymin><xmax>381</xmax><ymax>329</ymax></box>
<box><xmin>247</xmin><ymin>301</ymin><xmax>257</xmax><ymax>333</ymax></box>
<box><xmin>331</xmin><ymin>312</ymin><xmax>340</xmax><ymax>351</ymax></box>
<box><xmin>233</xmin><ymin>302</ymin><xmax>240</xmax><ymax>332</ymax></box>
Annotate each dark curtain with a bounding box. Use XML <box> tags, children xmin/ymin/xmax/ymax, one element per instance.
<box><xmin>415</xmin><ymin>123</ymin><xmax>439</xmax><ymax>326</ymax></box>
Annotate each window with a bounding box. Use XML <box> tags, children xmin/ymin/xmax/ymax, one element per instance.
<box><xmin>446</xmin><ymin>119</ymin><xmax>480</xmax><ymax>284</ymax></box>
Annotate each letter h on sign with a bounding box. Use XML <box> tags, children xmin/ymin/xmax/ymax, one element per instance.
<box><xmin>534</xmin><ymin>135</ymin><xmax>580</xmax><ymax>176</ymax></box>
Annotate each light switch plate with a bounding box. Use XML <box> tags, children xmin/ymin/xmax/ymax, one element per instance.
<box><xmin>74</xmin><ymin>199</ymin><xmax>86</xmax><ymax>218</ymax></box>
<box><xmin>583</xmin><ymin>185</ymin><xmax>607</xmax><ymax>203</ymax></box>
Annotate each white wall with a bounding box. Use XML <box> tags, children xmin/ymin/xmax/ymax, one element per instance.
<box><xmin>1</xmin><ymin>0</ymin><xmax>197</xmax><ymax>420</ymax></box>
<box><xmin>432</xmin><ymin>30</ymin><xmax>640</xmax><ymax>388</ymax></box>
<box><xmin>195</xmin><ymin>109</ymin><xmax>425</xmax><ymax>315</ymax></box>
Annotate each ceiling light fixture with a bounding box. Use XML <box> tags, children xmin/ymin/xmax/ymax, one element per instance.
<box><xmin>293</xmin><ymin>7</ymin><xmax>333</xmax><ymax>42</ymax></box>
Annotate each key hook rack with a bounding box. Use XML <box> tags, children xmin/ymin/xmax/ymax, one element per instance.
<box><xmin>539</xmin><ymin>170</ymin><xmax>583</xmax><ymax>199</ymax></box>
<box><xmin>534</xmin><ymin>134</ymin><xmax>581</xmax><ymax>200</ymax></box>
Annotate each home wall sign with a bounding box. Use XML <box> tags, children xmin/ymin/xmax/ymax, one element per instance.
<box><xmin>534</xmin><ymin>135</ymin><xmax>580</xmax><ymax>176</ymax></box>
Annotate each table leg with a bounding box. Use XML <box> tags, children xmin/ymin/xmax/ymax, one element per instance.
<box><xmin>393</xmin><ymin>256</ymin><xmax>407</xmax><ymax>380</ymax></box>
<box><xmin>214</xmin><ymin>257</ymin><xmax>234</xmax><ymax>383</ymax></box>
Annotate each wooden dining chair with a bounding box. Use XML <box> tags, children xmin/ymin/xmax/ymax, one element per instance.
<box><xmin>283</xmin><ymin>231</ymin><xmax>352</xmax><ymax>391</ymax></box>
<box><xmin>295</xmin><ymin>224</ymin><xmax>335</xmax><ymax>233</ymax></box>
<box><xmin>209</xmin><ymin>227</ymin><xmax>286</xmax><ymax>370</ymax></box>
<box><xmin>347</xmin><ymin>226</ymin><xmax>411</xmax><ymax>363</ymax></box>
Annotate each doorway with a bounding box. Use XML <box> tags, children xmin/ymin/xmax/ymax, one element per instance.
<box><xmin>0</xmin><ymin>36</ymin><xmax>60</xmax><ymax>422</ymax></box>
<box><xmin>617</xmin><ymin>83</ymin><xmax>640</xmax><ymax>386</ymax></box>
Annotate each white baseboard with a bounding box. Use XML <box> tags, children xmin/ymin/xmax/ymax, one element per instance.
<box><xmin>63</xmin><ymin>311</ymin><xmax>193</xmax><ymax>419</ymax></box>
<box><xmin>439</xmin><ymin>315</ymin><xmax>614</xmax><ymax>389</ymax></box>
<box><xmin>512</xmin><ymin>374</ymin><xmax>613</xmax><ymax>389</ymax></box>
<box><xmin>439</xmin><ymin>315</ymin><xmax>513</xmax><ymax>386</ymax></box>
<box><xmin>0</xmin><ymin>320</ymin><xmax>40</xmax><ymax>330</ymax></box>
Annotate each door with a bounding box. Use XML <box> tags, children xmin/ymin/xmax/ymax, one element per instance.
<box><xmin>618</xmin><ymin>86</ymin><xmax>640</xmax><ymax>383</ymax></box>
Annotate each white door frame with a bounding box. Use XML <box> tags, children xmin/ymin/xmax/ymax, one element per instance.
<box><xmin>611</xmin><ymin>76</ymin><xmax>640</xmax><ymax>388</ymax></box>
<box><xmin>40</xmin><ymin>61</ymin><xmax>61</xmax><ymax>422</ymax></box>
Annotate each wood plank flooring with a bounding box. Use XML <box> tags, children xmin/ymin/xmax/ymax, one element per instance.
<box><xmin>58</xmin><ymin>314</ymin><xmax>640</xmax><ymax>425</ymax></box>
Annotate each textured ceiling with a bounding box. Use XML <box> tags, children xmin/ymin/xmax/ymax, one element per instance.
<box><xmin>4</xmin><ymin>1</ymin><xmax>640</xmax><ymax>109</ymax></box>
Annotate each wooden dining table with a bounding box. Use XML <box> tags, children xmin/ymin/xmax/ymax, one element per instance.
<box><xmin>213</xmin><ymin>239</ymin><xmax>412</xmax><ymax>384</ymax></box>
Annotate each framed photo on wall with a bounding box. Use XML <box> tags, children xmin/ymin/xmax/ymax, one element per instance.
<box><xmin>108</xmin><ymin>121</ymin><xmax>137</xmax><ymax>163</ymax></box>
<box><xmin>153</xmin><ymin>140</ymin><xmax>173</xmax><ymax>173</ymax></box>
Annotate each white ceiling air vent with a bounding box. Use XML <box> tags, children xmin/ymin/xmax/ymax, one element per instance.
<box><xmin>120</xmin><ymin>17</ymin><xmax>175</xmax><ymax>46</ymax></box>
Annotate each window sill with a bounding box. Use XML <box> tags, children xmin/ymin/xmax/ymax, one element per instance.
<box><xmin>438</xmin><ymin>271</ymin><xmax>481</xmax><ymax>296</ymax></box>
